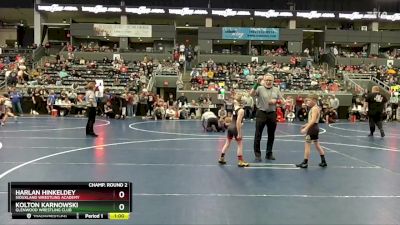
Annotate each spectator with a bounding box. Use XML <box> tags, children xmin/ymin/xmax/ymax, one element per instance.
<box><xmin>154</xmin><ymin>103</ymin><xmax>165</xmax><ymax>120</ymax></box>
<box><xmin>218</xmin><ymin>106</ymin><xmax>227</xmax><ymax>119</ymax></box>
<box><xmin>177</xmin><ymin>93</ymin><xmax>188</xmax><ymax>107</ymax></box>
<box><xmin>297</xmin><ymin>104</ymin><xmax>308</xmax><ymax>121</ymax></box>
<box><xmin>104</xmin><ymin>101</ymin><xmax>115</xmax><ymax>118</ymax></box>
<box><xmin>330</xmin><ymin>95</ymin><xmax>340</xmax><ymax>111</ymax></box>
<box><xmin>179</xmin><ymin>107</ymin><xmax>189</xmax><ymax>120</ymax></box>
<box><xmin>9</xmin><ymin>88</ymin><xmax>23</xmax><ymax>116</ymax></box>
<box><xmin>190</xmin><ymin>68</ymin><xmax>199</xmax><ymax>77</ymax></box>
<box><xmin>242</xmin><ymin>94</ymin><xmax>254</xmax><ymax>120</ymax></box>
<box><xmin>165</xmin><ymin>106</ymin><xmax>176</xmax><ymax>120</ymax></box>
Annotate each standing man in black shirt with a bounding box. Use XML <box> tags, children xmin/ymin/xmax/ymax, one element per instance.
<box><xmin>364</xmin><ymin>86</ymin><xmax>387</xmax><ymax>137</ymax></box>
<box><xmin>177</xmin><ymin>93</ymin><xmax>188</xmax><ymax>108</ymax></box>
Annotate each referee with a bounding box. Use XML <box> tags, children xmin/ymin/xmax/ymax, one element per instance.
<box><xmin>201</xmin><ymin>110</ymin><xmax>220</xmax><ymax>132</ymax></box>
<box><xmin>250</xmin><ymin>74</ymin><xmax>284</xmax><ymax>162</ymax></box>
<box><xmin>364</xmin><ymin>86</ymin><xmax>387</xmax><ymax>137</ymax></box>
<box><xmin>85</xmin><ymin>82</ymin><xmax>98</xmax><ymax>137</ymax></box>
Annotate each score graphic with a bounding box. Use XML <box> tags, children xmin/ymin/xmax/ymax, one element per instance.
<box><xmin>8</xmin><ymin>182</ymin><xmax>132</xmax><ymax>220</ymax></box>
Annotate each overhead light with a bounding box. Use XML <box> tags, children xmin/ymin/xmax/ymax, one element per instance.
<box><xmin>160</xmin><ymin>37</ymin><xmax>163</xmax><ymax>40</ymax></box>
<box><xmin>87</xmin><ymin>36</ymin><xmax>90</xmax><ymax>38</ymax></box>
<box><xmin>233</xmin><ymin>40</ymin><xmax>236</xmax><ymax>43</ymax></box>
<box><xmin>354</xmin><ymin>42</ymin><xmax>357</xmax><ymax>44</ymax></box>
<box><xmin>388</xmin><ymin>43</ymin><xmax>391</xmax><ymax>45</ymax></box>
<box><xmin>271</xmin><ymin>41</ymin><xmax>274</xmax><ymax>43</ymax></box>
<box><xmin>302</xmin><ymin>29</ymin><xmax>324</xmax><ymax>32</ymax></box>
<box><xmin>261</xmin><ymin>41</ymin><xmax>264</xmax><ymax>44</ymax></box>
<box><xmin>185</xmin><ymin>23</ymin><xmax>189</xmax><ymax>27</ymax></box>
<box><xmin>217</xmin><ymin>40</ymin><xmax>220</xmax><ymax>43</ymax></box>
<box><xmin>333</xmin><ymin>41</ymin><xmax>335</xmax><ymax>44</ymax></box>
<box><xmin>175</xmin><ymin>26</ymin><xmax>198</xmax><ymax>29</ymax></box>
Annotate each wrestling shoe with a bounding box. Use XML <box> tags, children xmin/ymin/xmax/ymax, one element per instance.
<box><xmin>319</xmin><ymin>161</ymin><xmax>328</xmax><ymax>167</ymax></box>
<box><xmin>296</xmin><ymin>161</ymin><xmax>308</xmax><ymax>168</ymax></box>
<box><xmin>218</xmin><ymin>157</ymin><xmax>226</xmax><ymax>165</ymax></box>
<box><xmin>238</xmin><ymin>160</ymin><xmax>249</xmax><ymax>167</ymax></box>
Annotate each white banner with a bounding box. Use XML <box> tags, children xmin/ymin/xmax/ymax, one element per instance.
<box><xmin>387</xmin><ymin>59</ymin><xmax>394</xmax><ymax>67</ymax></box>
<box><xmin>113</xmin><ymin>54</ymin><xmax>121</xmax><ymax>61</ymax></box>
<box><xmin>93</xmin><ymin>24</ymin><xmax>152</xmax><ymax>37</ymax></box>
<box><xmin>95</xmin><ymin>79</ymin><xmax>104</xmax><ymax>98</ymax></box>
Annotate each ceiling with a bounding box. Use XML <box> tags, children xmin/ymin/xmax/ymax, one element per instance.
<box><xmin>1</xmin><ymin>0</ymin><xmax>400</xmax><ymax>12</ymax></box>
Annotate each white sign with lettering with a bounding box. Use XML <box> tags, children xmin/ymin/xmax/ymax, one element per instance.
<box><xmin>254</xmin><ymin>10</ymin><xmax>293</xmax><ymax>18</ymax></box>
<box><xmin>212</xmin><ymin>9</ymin><xmax>251</xmax><ymax>17</ymax></box>
<box><xmin>380</xmin><ymin>13</ymin><xmax>400</xmax><ymax>21</ymax></box>
<box><xmin>125</xmin><ymin>6</ymin><xmax>165</xmax><ymax>14</ymax></box>
<box><xmin>94</xmin><ymin>24</ymin><xmax>152</xmax><ymax>37</ymax></box>
<box><xmin>37</xmin><ymin>4</ymin><xmax>78</xmax><ymax>12</ymax></box>
<box><xmin>297</xmin><ymin>11</ymin><xmax>335</xmax><ymax>19</ymax></box>
<box><xmin>169</xmin><ymin>8</ymin><xmax>208</xmax><ymax>16</ymax></box>
<box><xmin>82</xmin><ymin>5</ymin><xmax>122</xmax><ymax>14</ymax></box>
<box><xmin>339</xmin><ymin>12</ymin><xmax>377</xmax><ymax>20</ymax></box>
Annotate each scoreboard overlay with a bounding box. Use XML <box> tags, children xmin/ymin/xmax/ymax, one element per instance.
<box><xmin>8</xmin><ymin>182</ymin><xmax>132</xmax><ymax>220</ymax></box>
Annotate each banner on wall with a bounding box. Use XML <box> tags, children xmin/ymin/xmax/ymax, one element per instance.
<box><xmin>387</xmin><ymin>59</ymin><xmax>394</xmax><ymax>67</ymax></box>
<box><xmin>113</xmin><ymin>53</ymin><xmax>121</xmax><ymax>61</ymax></box>
<box><xmin>222</xmin><ymin>27</ymin><xmax>279</xmax><ymax>40</ymax></box>
<box><xmin>95</xmin><ymin>79</ymin><xmax>104</xmax><ymax>98</ymax></box>
<box><xmin>93</xmin><ymin>24</ymin><xmax>152</xmax><ymax>37</ymax></box>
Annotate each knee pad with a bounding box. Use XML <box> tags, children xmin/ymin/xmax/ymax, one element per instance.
<box><xmin>236</xmin><ymin>137</ymin><xmax>243</xmax><ymax>142</ymax></box>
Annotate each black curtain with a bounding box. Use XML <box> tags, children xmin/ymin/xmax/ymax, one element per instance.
<box><xmin>17</xmin><ymin>26</ymin><xmax>33</xmax><ymax>47</ymax></box>
<box><xmin>41</xmin><ymin>25</ymin><xmax>48</xmax><ymax>45</ymax></box>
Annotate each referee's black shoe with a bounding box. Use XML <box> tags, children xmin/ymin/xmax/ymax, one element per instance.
<box><xmin>86</xmin><ymin>133</ymin><xmax>98</xmax><ymax>137</ymax></box>
<box><xmin>296</xmin><ymin>161</ymin><xmax>308</xmax><ymax>168</ymax></box>
<box><xmin>319</xmin><ymin>161</ymin><xmax>328</xmax><ymax>167</ymax></box>
<box><xmin>266</xmin><ymin>152</ymin><xmax>275</xmax><ymax>160</ymax></box>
